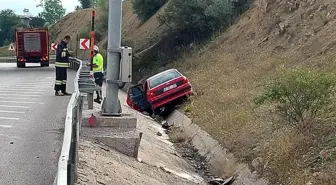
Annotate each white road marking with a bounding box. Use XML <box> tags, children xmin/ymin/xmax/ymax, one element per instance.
<box><xmin>0</xmin><ymin>101</ymin><xmax>43</xmax><ymax>104</ymax></box>
<box><xmin>0</xmin><ymin>97</ymin><xmax>37</xmax><ymax>100</ymax></box>
<box><xmin>0</xmin><ymin>91</ymin><xmax>44</xmax><ymax>94</ymax></box>
<box><xmin>16</xmin><ymin>79</ymin><xmax>53</xmax><ymax>83</ymax></box>
<box><xmin>0</xmin><ymin>117</ymin><xmax>19</xmax><ymax>120</ymax></box>
<box><xmin>7</xmin><ymin>84</ymin><xmax>53</xmax><ymax>87</ymax></box>
<box><xmin>0</xmin><ymin>94</ymin><xmax>39</xmax><ymax>97</ymax></box>
<box><xmin>0</xmin><ymin>110</ymin><xmax>25</xmax><ymax>114</ymax></box>
<box><xmin>6</xmin><ymin>82</ymin><xmax>52</xmax><ymax>84</ymax></box>
<box><xmin>0</xmin><ymin>134</ymin><xmax>21</xmax><ymax>139</ymax></box>
<box><xmin>0</xmin><ymin>125</ymin><xmax>13</xmax><ymax>128</ymax></box>
<box><xmin>0</xmin><ymin>105</ymin><xmax>30</xmax><ymax>108</ymax></box>
<box><xmin>1</xmin><ymin>84</ymin><xmax>49</xmax><ymax>87</ymax></box>
<box><xmin>0</xmin><ymin>89</ymin><xmax>46</xmax><ymax>92</ymax></box>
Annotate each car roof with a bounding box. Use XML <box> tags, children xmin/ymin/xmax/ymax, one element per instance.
<box><xmin>146</xmin><ymin>69</ymin><xmax>181</xmax><ymax>81</ymax></box>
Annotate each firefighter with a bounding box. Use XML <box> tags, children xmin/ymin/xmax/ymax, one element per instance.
<box><xmin>87</xmin><ymin>45</ymin><xmax>104</xmax><ymax>103</ymax></box>
<box><xmin>55</xmin><ymin>35</ymin><xmax>72</xmax><ymax>96</ymax></box>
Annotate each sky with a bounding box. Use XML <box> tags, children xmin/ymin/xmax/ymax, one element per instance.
<box><xmin>0</xmin><ymin>0</ymin><xmax>79</xmax><ymax>16</ymax></box>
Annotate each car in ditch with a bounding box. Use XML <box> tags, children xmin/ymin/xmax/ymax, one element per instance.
<box><xmin>126</xmin><ymin>69</ymin><xmax>192</xmax><ymax>116</ymax></box>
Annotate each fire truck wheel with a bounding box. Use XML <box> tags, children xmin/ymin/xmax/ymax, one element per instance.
<box><xmin>17</xmin><ymin>62</ymin><xmax>26</xmax><ymax>68</ymax></box>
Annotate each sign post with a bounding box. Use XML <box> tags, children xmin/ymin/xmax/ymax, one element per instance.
<box><xmin>90</xmin><ymin>10</ymin><xmax>95</xmax><ymax>72</ymax></box>
<box><xmin>76</xmin><ymin>34</ymin><xmax>79</xmax><ymax>58</ymax></box>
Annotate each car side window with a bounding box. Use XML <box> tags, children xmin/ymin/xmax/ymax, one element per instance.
<box><xmin>130</xmin><ymin>86</ymin><xmax>143</xmax><ymax>97</ymax></box>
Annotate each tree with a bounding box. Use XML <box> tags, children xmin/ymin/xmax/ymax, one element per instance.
<box><xmin>0</xmin><ymin>9</ymin><xmax>20</xmax><ymax>46</ymax></box>
<box><xmin>132</xmin><ymin>0</ymin><xmax>168</xmax><ymax>22</ymax></box>
<box><xmin>79</xmin><ymin>0</ymin><xmax>93</xmax><ymax>9</ymax></box>
<box><xmin>163</xmin><ymin>0</ymin><xmax>250</xmax><ymax>40</ymax></box>
<box><xmin>39</xmin><ymin>0</ymin><xmax>66</xmax><ymax>24</ymax></box>
<box><xmin>30</xmin><ymin>17</ymin><xmax>46</xmax><ymax>28</ymax></box>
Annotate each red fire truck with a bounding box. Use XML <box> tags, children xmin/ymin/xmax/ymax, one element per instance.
<box><xmin>15</xmin><ymin>27</ymin><xmax>50</xmax><ymax>68</ymax></box>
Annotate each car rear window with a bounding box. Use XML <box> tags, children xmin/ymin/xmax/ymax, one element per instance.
<box><xmin>148</xmin><ymin>70</ymin><xmax>181</xmax><ymax>89</ymax></box>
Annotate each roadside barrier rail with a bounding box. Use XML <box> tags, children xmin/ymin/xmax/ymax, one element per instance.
<box><xmin>54</xmin><ymin>58</ymin><xmax>84</xmax><ymax>185</ymax></box>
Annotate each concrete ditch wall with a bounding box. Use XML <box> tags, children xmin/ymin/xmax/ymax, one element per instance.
<box><xmin>166</xmin><ymin>110</ymin><xmax>269</xmax><ymax>185</ymax></box>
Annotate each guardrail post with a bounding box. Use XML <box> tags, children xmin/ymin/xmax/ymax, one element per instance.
<box><xmin>88</xmin><ymin>93</ymin><xmax>93</xmax><ymax>109</ymax></box>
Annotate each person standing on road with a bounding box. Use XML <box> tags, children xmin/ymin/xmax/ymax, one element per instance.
<box><xmin>87</xmin><ymin>45</ymin><xmax>104</xmax><ymax>103</ymax></box>
<box><xmin>55</xmin><ymin>35</ymin><xmax>72</xmax><ymax>96</ymax></box>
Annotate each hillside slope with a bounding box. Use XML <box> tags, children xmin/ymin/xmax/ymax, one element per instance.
<box><xmin>50</xmin><ymin>0</ymin><xmax>166</xmax><ymax>59</ymax></box>
<box><xmin>169</xmin><ymin>0</ymin><xmax>336</xmax><ymax>184</ymax></box>
<box><xmin>52</xmin><ymin>0</ymin><xmax>336</xmax><ymax>184</ymax></box>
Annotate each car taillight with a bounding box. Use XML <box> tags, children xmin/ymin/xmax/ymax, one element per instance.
<box><xmin>148</xmin><ymin>91</ymin><xmax>155</xmax><ymax>100</ymax></box>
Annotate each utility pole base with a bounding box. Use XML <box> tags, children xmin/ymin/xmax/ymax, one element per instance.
<box><xmin>101</xmin><ymin>97</ymin><xmax>122</xmax><ymax>116</ymax></box>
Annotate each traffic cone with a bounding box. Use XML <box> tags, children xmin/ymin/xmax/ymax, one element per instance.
<box><xmin>88</xmin><ymin>113</ymin><xmax>96</xmax><ymax>127</ymax></box>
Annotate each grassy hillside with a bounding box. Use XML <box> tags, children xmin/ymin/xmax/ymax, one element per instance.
<box><xmin>52</xmin><ymin>0</ymin><xmax>336</xmax><ymax>184</ymax></box>
<box><xmin>50</xmin><ymin>1</ymin><xmax>167</xmax><ymax>61</ymax></box>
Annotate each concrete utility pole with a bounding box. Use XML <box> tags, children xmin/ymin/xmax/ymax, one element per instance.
<box><xmin>103</xmin><ymin>0</ymin><xmax>123</xmax><ymax>114</ymax></box>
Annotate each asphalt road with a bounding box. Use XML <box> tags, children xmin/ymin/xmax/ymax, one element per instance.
<box><xmin>0</xmin><ymin>63</ymin><xmax>75</xmax><ymax>185</ymax></box>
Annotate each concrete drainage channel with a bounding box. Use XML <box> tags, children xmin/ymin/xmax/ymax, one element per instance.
<box><xmin>165</xmin><ymin>111</ymin><xmax>269</xmax><ymax>185</ymax></box>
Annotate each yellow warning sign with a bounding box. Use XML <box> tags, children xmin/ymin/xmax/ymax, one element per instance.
<box><xmin>8</xmin><ymin>43</ymin><xmax>15</xmax><ymax>51</ymax></box>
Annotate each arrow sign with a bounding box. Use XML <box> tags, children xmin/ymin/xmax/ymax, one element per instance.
<box><xmin>51</xmin><ymin>43</ymin><xmax>57</xmax><ymax>51</ymax></box>
<box><xmin>80</xmin><ymin>38</ymin><xmax>90</xmax><ymax>50</ymax></box>
<box><xmin>8</xmin><ymin>43</ymin><xmax>15</xmax><ymax>51</ymax></box>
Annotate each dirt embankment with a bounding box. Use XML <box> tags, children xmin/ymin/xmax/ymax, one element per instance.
<box><xmin>53</xmin><ymin>0</ymin><xmax>336</xmax><ymax>184</ymax></box>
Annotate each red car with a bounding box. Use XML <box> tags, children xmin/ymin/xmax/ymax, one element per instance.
<box><xmin>126</xmin><ymin>69</ymin><xmax>192</xmax><ymax>116</ymax></box>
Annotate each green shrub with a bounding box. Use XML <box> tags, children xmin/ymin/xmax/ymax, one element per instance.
<box><xmin>254</xmin><ymin>69</ymin><xmax>336</xmax><ymax>127</ymax></box>
<box><xmin>163</xmin><ymin>0</ymin><xmax>251</xmax><ymax>40</ymax></box>
<box><xmin>132</xmin><ymin>0</ymin><xmax>168</xmax><ymax>22</ymax></box>
<box><xmin>3</xmin><ymin>39</ymin><xmax>10</xmax><ymax>46</ymax></box>
<box><xmin>79</xmin><ymin>0</ymin><xmax>93</xmax><ymax>9</ymax></box>
<box><xmin>95</xmin><ymin>0</ymin><xmax>108</xmax><ymax>39</ymax></box>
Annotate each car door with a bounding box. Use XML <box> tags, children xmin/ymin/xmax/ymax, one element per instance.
<box><xmin>126</xmin><ymin>84</ymin><xmax>147</xmax><ymax>112</ymax></box>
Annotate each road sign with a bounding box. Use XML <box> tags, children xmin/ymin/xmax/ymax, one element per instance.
<box><xmin>80</xmin><ymin>38</ymin><xmax>90</xmax><ymax>50</ymax></box>
<box><xmin>51</xmin><ymin>43</ymin><xmax>57</xmax><ymax>51</ymax></box>
<box><xmin>8</xmin><ymin>43</ymin><xmax>15</xmax><ymax>51</ymax></box>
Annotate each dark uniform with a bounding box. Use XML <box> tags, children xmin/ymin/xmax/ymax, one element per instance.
<box><xmin>55</xmin><ymin>40</ymin><xmax>70</xmax><ymax>95</ymax></box>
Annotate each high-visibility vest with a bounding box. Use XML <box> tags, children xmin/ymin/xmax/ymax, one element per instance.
<box><xmin>93</xmin><ymin>53</ymin><xmax>104</xmax><ymax>73</ymax></box>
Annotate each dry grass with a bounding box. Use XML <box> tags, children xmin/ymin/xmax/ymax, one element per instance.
<box><xmin>139</xmin><ymin>0</ymin><xmax>336</xmax><ymax>184</ymax></box>
<box><xmin>0</xmin><ymin>46</ymin><xmax>14</xmax><ymax>56</ymax></box>
<box><xmin>51</xmin><ymin>0</ymin><xmax>336</xmax><ymax>184</ymax></box>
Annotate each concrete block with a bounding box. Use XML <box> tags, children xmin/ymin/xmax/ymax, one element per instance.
<box><xmin>81</xmin><ymin>127</ymin><xmax>142</xmax><ymax>158</ymax></box>
<box><xmin>82</xmin><ymin>110</ymin><xmax>137</xmax><ymax>129</ymax></box>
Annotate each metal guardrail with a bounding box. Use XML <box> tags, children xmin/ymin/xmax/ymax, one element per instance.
<box><xmin>54</xmin><ymin>57</ymin><xmax>102</xmax><ymax>185</ymax></box>
<box><xmin>54</xmin><ymin>58</ymin><xmax>83</xmax><ymax>185</ymax></box>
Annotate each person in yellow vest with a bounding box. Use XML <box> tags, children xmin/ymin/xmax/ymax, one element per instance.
<box><xmin>87</xmin><ymin>45</ymin><xmax>104</xmax><ymax>103</ymax></box>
